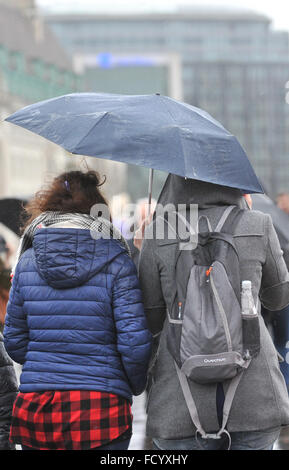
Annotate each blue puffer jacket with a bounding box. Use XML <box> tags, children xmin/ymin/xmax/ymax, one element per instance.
<box><xmin>4</xmin><ymin>228</ymin><xmax>152</xmax><ymax>400</ymax></box>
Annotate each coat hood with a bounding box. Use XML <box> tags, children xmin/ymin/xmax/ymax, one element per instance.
<box><xmin>33</xmin><ymin>228</ymin><xmax>126</xmax><ymax>289</ymax></box>
<box><xmin>157</xmin><ymin>174</ymin><xmax>247</xmax><ymax>210</ymax></box>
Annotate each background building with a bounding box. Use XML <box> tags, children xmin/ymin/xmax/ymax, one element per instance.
<box><xmin>0</xmin><ymin>0</ymin><xmax>83</xmax><ymax>200</ymax></box>
<box><xmin>0</xmin><ymin>0</ymin><xmax>132</xmax><ymax>203</ymax></box>
<box><xmin>73</xmin><ymin>51</ymin><xmax>182</xmax><ymax>200</ymax></box>
<box><xmin>0</xmin><ymin>0</ymin><xmax>82</xmax><ymax>103</ymax></box>
<box><xmin>45</xmin><ymin>7</ymin><xmax>289</xmax><ymax>198</ymax></box>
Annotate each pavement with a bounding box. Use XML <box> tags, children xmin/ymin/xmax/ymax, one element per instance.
<box><xmin>129</xmin><ymin>393</ymin><xmax>152</xmax><ymax>450</ymax></box>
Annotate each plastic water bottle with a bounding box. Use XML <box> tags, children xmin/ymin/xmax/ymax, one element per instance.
<box><xmin>241</xmin><ymin>280</ymin><xmax>260</xmax><ymax>360</ymax></box>
<box><xmin>241</xmin><ymin>280</ymin><xmax>257</xmax><ymax>316</ymax></box>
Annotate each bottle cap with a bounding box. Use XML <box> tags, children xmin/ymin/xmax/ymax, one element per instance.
<box><xmin>242</xmin><ymin>280</ymin><xmax>252</xmax><ymax>289</ymax></box>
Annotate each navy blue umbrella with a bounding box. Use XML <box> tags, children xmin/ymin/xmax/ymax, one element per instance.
<box><xmin>5</xmin><ymin>93</ymin><xmax>263</xmax><ymax>194</ymax></box>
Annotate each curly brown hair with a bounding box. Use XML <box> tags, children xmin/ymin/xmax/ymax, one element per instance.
<box><xmin>23</xmin><ymin>170</ymin><xmax>109</xmax><ymax>231</ymax></box>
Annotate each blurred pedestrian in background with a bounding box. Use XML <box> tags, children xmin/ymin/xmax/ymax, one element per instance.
<box><xmin>110</xmin><ymin>192</ymin><xmax>132</xmax><ymax>238</ymax></box>
<box><xmin>0</xmin><ymin>236</ymin><xmax>11</xmax><ymax>330</ymax></box>
<box><xmin>0</xmin><ymin>260</ymin><xmax>10</xmax><ymax>331</ymax></box>
<box><xmin>276</xmin><ymin>193</ymin><xmax>289</xmax><ymax>215</ymax></box>
<box><xmin>128</xmin><ymin>197</ymin><xmax>157</xmax><ymax>267</ymax></box>
<box><xmin>268</xmin><ymin>193</ymin><xmax>289</xmax><ymax>396</ymax></box>
<box><xmin>0</xmin><ymin>332</ymin><xmax>18</xmax><ymax>450</ymax></box>
<box><xmin>268</xmin><ymin>191</ymin><xmax>289</xmax><ymax>448</ymax></box>
<box><xmin>0</xmin><ymin>234</ymin><xmax>10</xmax><ymax>269</ymax></box>
<box><xmin>4</xmin><ymin>169</ymin><xmax>152</xmax><ymax>451</ymax></box>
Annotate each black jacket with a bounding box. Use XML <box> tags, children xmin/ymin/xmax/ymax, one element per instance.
<box><xmin>0</xmin><ymin>332</ymin><xmax>18</xmax><ymax>450</ymax></box>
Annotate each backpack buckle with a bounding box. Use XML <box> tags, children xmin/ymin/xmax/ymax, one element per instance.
<box><xmin>195</xmin><ymin>430</ymin><xmax>232</xmax><ymax>450</ymax></box>
<box><xmin>203</xmin><ymin>433</ymin><xmax>221</xmax><ymax>440</ymax></box>
<box><xmin>195</xmin><ymin>430</ymin><xmax>222</xmax><ymax>450</ymax></box>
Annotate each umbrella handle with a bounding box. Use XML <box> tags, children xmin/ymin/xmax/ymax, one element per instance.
<box><xmin>148</xmin><ymin>168</ymin><xmax>154</xmax><ymax>217</ymax></box>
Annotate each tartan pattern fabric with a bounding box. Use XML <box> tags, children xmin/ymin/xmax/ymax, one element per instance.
<box><xmin>10</xmin><ymin>391</ymin><xmax>132</xmax><ymax>450</ymax></box>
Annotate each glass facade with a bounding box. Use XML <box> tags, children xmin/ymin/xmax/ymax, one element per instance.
<box><xmin>0</xmin><ymin>44</ymin><xmax>81</xmax><ymax>102</ymax></box>
<box><xmin>46</xmin><ymin>11</ymin><xmax>289</xmax><ymax>196</ymax></box>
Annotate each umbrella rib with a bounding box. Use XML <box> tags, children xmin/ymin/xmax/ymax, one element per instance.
<box><xmin>158</xmin><ymin>96</ymin><xmax>187</xmax><ymax>176</ymax></box>
<box><xmin>67</xmin><ymin>112</ymin><xmax>109</xmax><ymax>154</ymax></box>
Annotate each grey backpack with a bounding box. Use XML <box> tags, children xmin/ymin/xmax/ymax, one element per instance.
<box><xmin>167</xmin><ymin>205</ymin><xmax>260</xmax><ymax>447</ymax></box>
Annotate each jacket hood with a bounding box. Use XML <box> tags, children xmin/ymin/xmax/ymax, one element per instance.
<box><xmin>33</xmin><ymin>228</ymin><xmax>126</xmax><ymax>289</ymax></box>
<box><xmin>157</xmin><ymin>174</ymin><xmax>247</xmax><ymax>210</ymax></box>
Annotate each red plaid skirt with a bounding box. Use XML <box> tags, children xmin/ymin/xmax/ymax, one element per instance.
<box><xmin>10</xmin><ymin>390</ymin><xmax>132</xmax><ymax>450</ymax></box>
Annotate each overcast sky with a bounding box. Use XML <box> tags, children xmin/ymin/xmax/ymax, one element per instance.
<box><xmin>36</xmin><ymin>0</ymin><xmax>289</xmax><ymax>32</ymax></box>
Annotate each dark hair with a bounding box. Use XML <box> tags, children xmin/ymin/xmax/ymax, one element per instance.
<box><xmin>23</xmin><ymin>170</ymin><xmax>109</xmax><ymax>231</ymax></box>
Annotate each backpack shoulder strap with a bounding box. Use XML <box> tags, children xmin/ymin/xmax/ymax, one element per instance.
<box><xmin>214</xmin><ymin>205</ymin><xmax>235</xmax><ymax>232</ymax></box>
<box><xmin>198</xmin><ymin>215</ymin><xmax>213</xmax><ymax>233</ymax></box>
<box><xmin>215</xmin><ymin>205</ymin><xmax>244</xmax><ymax>234</ymax></box>
<box><xmin>175</xmin><ymin>359</ymin><xmax>251</xmax><ymax>450</ymax></box>
<box><xmin>198</xmin><ymin>206</ymin><xmax>236</xmax><ymax>234</ymax></box>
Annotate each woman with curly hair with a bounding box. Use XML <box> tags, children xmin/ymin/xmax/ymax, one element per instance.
<box><xmin>4</xmin><ymin>170</ymin><xmax>152</xmax><ymax>451</ymax></box>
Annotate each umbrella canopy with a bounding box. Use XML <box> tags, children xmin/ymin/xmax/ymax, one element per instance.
<box><xmin>5</xmin><ymin>93</ymin><xmax>263</xmax><ymax>194</ymax></box>
<box><xmin>0</xmin><ymin>198</ymin><xmax>27</xmax><ymax>236</ymax></box>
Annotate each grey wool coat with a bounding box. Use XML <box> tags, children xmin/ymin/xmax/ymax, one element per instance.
<box><xmin>138</xmin><ymin>175</ymin><xmax>289</xmax><ymax>439</ymax></box>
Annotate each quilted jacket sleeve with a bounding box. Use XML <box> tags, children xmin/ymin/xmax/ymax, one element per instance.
<box><xmin>4</xmin><ymin>262</ymin><xmax>28</xmax><ymax>365</ymax></box>
<box><xmin>0</xmin><ymin>333</ymin><xmax>18</xmax><ymax>450</ymax></box>
<box><xmin>112</xmin><ymin>255</ymin><xmax>152</xmax><ymax>396</ymax></box>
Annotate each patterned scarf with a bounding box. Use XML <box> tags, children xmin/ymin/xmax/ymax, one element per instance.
<box><xmin>12</xmin><ymin>211</ymin><xmax>130</xmax><ymax>277</ymax></box>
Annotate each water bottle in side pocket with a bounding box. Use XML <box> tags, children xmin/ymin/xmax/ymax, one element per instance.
<box><xmin>241</xmin><ymin>280</ymin><xmax>260</xmax><ymax>359</ymax></box>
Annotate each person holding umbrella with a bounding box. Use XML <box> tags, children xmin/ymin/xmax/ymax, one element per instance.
<box><xmin>4</xmin><ymin>169</ymin><xmax>152</xmax><ymax>450</ymax></box>
<box><xmin>138</xmin><ymin>174</ymin><xmax>289</xmax><ymax>451</ymax></box>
